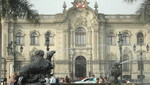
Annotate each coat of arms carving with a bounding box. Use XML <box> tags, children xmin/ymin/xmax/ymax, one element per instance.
<box><xmin>75</xmin><ymin>0</ymin><xmax>86</xmax><ymax>8</ymax></box>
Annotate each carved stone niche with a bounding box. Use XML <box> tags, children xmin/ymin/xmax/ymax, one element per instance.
<box><xmin>29</xmin><ymin>47</ymin><xmax>38</xmax><ymax>61</ymax></box>
<box><xmin>16</xmin><ymin>52</ymin><xmax>25</xmax><ymax>61</ymax></box>
<box><xmin>107</xmin><ymin>52</ymin><xmax>117</xmax><ymax>60</ymax></box>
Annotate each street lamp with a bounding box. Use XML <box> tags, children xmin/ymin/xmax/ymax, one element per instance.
<box><xmin>118</xmin><ymin>32</ymin><xmax>123</xmax><ymax>81</ymax></box>
<box><xmin>45</xmin><ymin>32</ymin><xmax>50</xmax><ymax>51</ymax></box>
<box><xmin>7</xmin><ymin>41</ymin><xmax>23</xmax><ymax>72</ymax></box>
<box><xmin>133</xmin><ymin>42</ymin><xmax>149</xmax><ymax>84</ymax></box>
<box><xmin>45</xmin><ymin>32</ymin><xmax>55</xmax><ymax>74</ymax></box>
<box><xmin>45</xmin><ymin>32</ymin><xmax>51</xmax><ymax>82</ymax></box>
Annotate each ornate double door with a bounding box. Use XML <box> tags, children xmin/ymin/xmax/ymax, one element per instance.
<box><xmin>75</xmin><ymin>56</ymin><xmax>86</xmax><ymax>78</ymax></box>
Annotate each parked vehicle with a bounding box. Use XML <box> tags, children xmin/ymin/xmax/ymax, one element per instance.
<box><xmin>74</xmin><ymin>78</ymin><xmax>94</xmax><ymax>83</ymax></box>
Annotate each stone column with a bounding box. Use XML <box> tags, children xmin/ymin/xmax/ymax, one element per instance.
<box><xmin>87</xmin><ymin>28</ymin><xmax>92</xmax><ymax>48</ymax></box>
<box><xmin>99</xmin><ymin>23</ymin><xmax>106</xmax><ymax>75</ymax></box>
<box><xmin>147</xmin><ymin>24</ymin><xmax>150</xmax><ymax>45</ymax></box>
<box><xmin>8</xmin><ymin>21</ymin><xmax>14</xmax><ymax>43</ymax></box>
<box><xmin>70</xmin><ymin>30</ymin><xmax>73</xmax><ymax>47</ymax></box>
<box><xmin>6</xmin><ymin>20</ymin><xmax>15</xmax><ymax>77</ymax></box>
<box><xmin>69</xmin><ymin>50</ymin><xmax>74</xmax><ymax>80</ymax></box>
<box><xmin>92</xmin><ymin>28</ymin><xmax>99</xmax><ymax>75</ymax></box>
<box><xmin>55</xmin><ymin>29</ymin><xmax>64</xmax><ymax>75</ymax></box>
<box><xmin>63</xmin><ymin>29</ymin><xmax>70</xmax><ymax>75</ymax></box>
<box><xmin>88</xmin><ymin>30</ymin><xmax>92</xmax><ymax>75</ymax></box>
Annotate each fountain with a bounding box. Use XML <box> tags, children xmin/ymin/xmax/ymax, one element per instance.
<box><xmin>108</xmin><ymin>59</ymin><xmax>135</xmax><ymax>84</ymax></box>
<box><xmin>108</xmin><ymin>62</ymin><xmax>122</xmax><ymax>84</ymax></box>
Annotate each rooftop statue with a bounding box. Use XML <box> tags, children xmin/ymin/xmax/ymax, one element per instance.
<box><xmin>18</xmin><ymin>50</ymin><xmax>56</xmax><ymax>85</ymax></box>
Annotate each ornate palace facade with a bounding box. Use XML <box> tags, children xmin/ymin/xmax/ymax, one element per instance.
<box><xmin>1</xmin><ymin>0</ymin><xmax>150</xmax><ymax>81</ymax></box>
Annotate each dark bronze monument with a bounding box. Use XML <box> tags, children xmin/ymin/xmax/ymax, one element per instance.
<box><xmin>18</xmin><ymin>50</ymin><xmax>55</xmax><ymax>85</ymax></box>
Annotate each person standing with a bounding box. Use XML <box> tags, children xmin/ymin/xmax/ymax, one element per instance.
<box><xmin>104</xmin><ymin>77</ymin><xmax>108</xmax><ymax>83</ymax></box>
<box><xmin>65</xmin><ymin>75</ymin><xmax>70</xmax><ymax>84</ymax></box>
<box><xmin>99</xmin><ymin>76</ymin><xmax>104</xmax><ymax>83</ymax></box>
<box><xmin>50</xmin><ymin>74</ymin><xmax>56</xmax><ymax>84</ymax></box>
<box><xmin>8</xmin><ymin>75</ymin><xmax>14</xmax><ymax>85</ymax></box>
<box><xmin>59</xmin><ymin>77</ymin><xmax>64</xmax><ymax>84</ymax></box>
<box><xmin>96</xmin><ymin>78</ymin><xmax>99</xmax><ymax>83</ymax></box>
<box><xmin>3</xmin><ymin>78</ymin><xmax>7</xmax><ymax>85</ymax></box>
<box><xmin>92</xmin><ymin>75</ymin><xmax>97</xmax><ymax>83</ymax></box>
<box><xmin>13</xmin><ymin>73</ymin><xmax>19</xmax><ymax>85</ymax></box>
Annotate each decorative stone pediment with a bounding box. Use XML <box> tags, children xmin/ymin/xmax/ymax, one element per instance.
<box><xmin>30</xmin><ymin>30</ymin><xmax>40</xmax><ymax>36</ymax></box>
<box><xmin>66</xmin><ymin>3</ymin><xmax>98</xmax><ymax>29</ymax></box>
<box><xmin>136</xmin><ymin>30</ymin><xmax>146</xmax><ymax>37</ymax></box>
<box><xmin>15</xmin><ymin>30</ymin><xmax>26</xmax><ymax>36</ymax></box>
<box><xmin>122</xmin><ymin>30</ymin><xmax>132</xmax><ymax>37</ymax></box>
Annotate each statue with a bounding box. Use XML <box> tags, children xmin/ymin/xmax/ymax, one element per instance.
<box><xmin>18</xmin><ymin>50</ymin><xmax>56</xmax><ymax>85</ymax></box>
<box><xmin>108</xmin><ymin>62</ymin><xmax>122</xmax><ymax>84</ymax></box>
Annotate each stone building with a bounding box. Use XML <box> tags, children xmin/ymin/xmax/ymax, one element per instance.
<box><xmin>1</xmin><ymin>0</ymin><xmax>150</xmax><ymax>81</ymax></box>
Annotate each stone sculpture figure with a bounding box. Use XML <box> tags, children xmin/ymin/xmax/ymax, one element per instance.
<box><xmin>18</xmin><ymin>50</ymin><xmax>56</xmax><ymax>85</ymax></box>
<box><xmin>108</xmin><ymin>62</ymin><xmax>122</xmax><ymax>84</ymax></box>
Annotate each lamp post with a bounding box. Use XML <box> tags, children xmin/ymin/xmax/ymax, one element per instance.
<box><xmin>118</xmin><ymin>32</ymin><xmax>123</xmax><ymax>82</ymax></box>
<box><xmin>7</xmin><ymin>41</ymin><xmax>23</xmax><ymax>72</ymax></box>
<box><xmin>133</xmin><ymin>41</ymin><xmax>149</xmax><ymax>84</ymax></box>
<box><xmin>46</xmin><ymin>32</ymin><xmax>50</xmax><ymax>51</ymax></box>
<box><xmin>45</xmin><ymin>32</ymin><xmax>55</xmax><ymax>75</ymax></box>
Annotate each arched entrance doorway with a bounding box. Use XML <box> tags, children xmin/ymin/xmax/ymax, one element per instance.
<box><xmin>75</xmin><ymin>56</ymin><xmax>86</xmax><ymax>78</ymax></box>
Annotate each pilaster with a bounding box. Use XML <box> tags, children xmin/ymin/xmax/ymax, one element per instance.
<box><xmin>99</xmin><ymin>23</ymin><xmax>106</xmax><ymax>75</ymax></box>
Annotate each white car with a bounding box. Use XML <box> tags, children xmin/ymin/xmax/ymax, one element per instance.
<box><xmin>74</xmin><ymin>78</ymin><xmax>94</xmax><ymax>83</ymax></box>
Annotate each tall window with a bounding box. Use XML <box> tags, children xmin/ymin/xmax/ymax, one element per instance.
<box><xmin>123</xmin><ymin>55</ymin><xmax>129</xmax><ymax>72</ymax></box>
<box><xmin>75</xmin><ymin>27</ymin><xmax>86</xmax><ymax>46</ymax></box>
<box><xmin>107</xmin><ymin>32</ymin><xmax>115</xmax><ymax>45</ymax></box>
<box><xmin>30</xmin><ymin>32</ymin><xmax>39</xmax><ymax>45</ymax></box>
<box><xmin>16</xmin><ymin>32</ymin><xmax>24</xmax><ymax>45</ymax></box>
<box><xmin>109</xmin><ymin>60</ymin><xmax>114</xmax><ymax>70</ymax></box>
<box><xmin>123</xmin><ymin>32</ymin><xmax>130</xmax><ymax>45</ymax></box>
<box><xmin>16</xmin><ymin>61</ymin><xmax>22</xmax><ymax>71</ymax></box>
<box><xmin>137</xmin><ymin>32</ymin><xmax>144</xmax><ymax>45</ymax></box>
<box><xmin>45</xmin><ymin>32</ymin><xmax>53</xmax><ymax>45</ymax></box>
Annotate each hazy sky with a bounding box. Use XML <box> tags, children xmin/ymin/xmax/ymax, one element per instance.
<box><xmin>29</xmin><ymin>0</ymin><xmax>143</xmax><ymax>14</ymax></box>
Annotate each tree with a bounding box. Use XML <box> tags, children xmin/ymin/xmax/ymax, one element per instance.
<box><xmin>0</xmin><ymin>0</ymin><xmax>39</xmax><ymax>82</ymax></box>
<box><xmin>136</xmin><ymin>0</ymin><xmax>150</xmax><ymax>22</ymax></box>
<box><xmin>124</xmin><ymin>0</ymin><xmax>137</xmax><ymax>3</ymax></box>
<box><xmin>1</xmin><ymin>0</ymin><xmax>39</xmax><ymax>23</ymax></box>
<box><xmin>125</xmin><ymin>0</ymin><xmax>150</xmax><ymax>23</ymax></box>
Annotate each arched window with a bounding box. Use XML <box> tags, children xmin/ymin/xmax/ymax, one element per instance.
<box><xmin>123</xmin><ymin>32</ymin><xmax>130</xmax><ymax>45</ymax></box>
<box><xmin>16</xmin><ymin>32</ymin><xmax>24</xmax><ymax>45</ymax></box>
<box><xmin>30</xmin><ymin>32</ymin><xmax>39</xmax><ymax>45</ymax></box>
<box><xmin>45</xmin><ymin>32</ymin><xmax>53</xmax><ymax>45</ymax></box>
<box><xmin>137</xmin><ymin>32</ymin><xmax>144</xmax><ymax>45</ymax></box>
<box><xmin>75</xmin><ymin>27</ymin><xmax>86</xmax><ymax>46</ymax></box>
<box><xmin>107</xmin><ymin>32</ymin><xmax>115</xmax><ymax>45</ymax></box>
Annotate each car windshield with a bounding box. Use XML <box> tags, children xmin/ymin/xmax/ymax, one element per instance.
<box><xmin>84</xmin><ymin>79</ymin><xmax>89</xmax><ymax>81</ymax></box>
<box><xmin>83</xmin><ymin>78</ymin><xmax>93</xmax><ymax>81</ymax></box>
